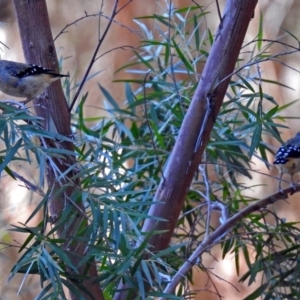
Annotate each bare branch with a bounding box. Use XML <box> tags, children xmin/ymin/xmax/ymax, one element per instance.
<box><xmin>160</xmin><ymin>186</ymin><xmax>298</xmax><ymax>297</ymax></box>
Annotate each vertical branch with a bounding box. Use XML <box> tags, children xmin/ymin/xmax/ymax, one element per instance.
<box><xmin>13</xmin><ymin>1</ymin><xmax>104</xmax><ymax>299</ymax></box>
<box><xmin>114</xmin><ymin>0</ymin><xmax>258</xmax><ymax>298</ymax></box>
<box><xmin>142</xmin><ymin>0</ymin><xmax>258</xmax><ymax>254</ymax></box>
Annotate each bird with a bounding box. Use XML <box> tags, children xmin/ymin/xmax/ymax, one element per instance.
<box><xmin>0</xmin><ymin>60</ymin><xmax>69</xmax><ymax>104</ymax></box>
<box><xmin>273</xmin><ymin>132</ymin><xmax>300</xmax><ymax>190</ymax></box>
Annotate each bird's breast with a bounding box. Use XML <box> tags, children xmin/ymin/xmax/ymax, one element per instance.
<box><xmin>276</xmin><ymin>158</ymin><xmax>300</xmax><ymax>175</ymax></box>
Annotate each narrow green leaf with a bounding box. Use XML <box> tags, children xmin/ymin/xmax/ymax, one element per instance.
<box><xmin>172</xmin><ymin>38</ymin><xmax>194</xmax><ymax>72</ymax></box>
<box><xmin>77</xmin><ymin>93</ymin><xmax>99</xmax><ymax>137</ymax></box>
<box><xmin>256</xmin><ymin>77</ymin><xmax>294</xmax><ymax>90</ymax></box>
<box><xmin>243</xmin><ymin>282</ymin><xmax>269</xmax><ymax>300</ymax></box>
<box><xmin>249</xmin><ymin>125</ymin><xmax>262</xmax><ymax>157</ymax></box>
<box><xmin>136</xmin><ymin>269</ymin><xmax>146</xmax><ymax>299</ymax></box>
<box><xmin>164</xmin><ymin>42</ymin><xmax>170</xmax><ymax>68</ymax></box>
<box><xmin>193</xmin><ymin>15</ymin><xmax>200</xmax><ymax>51</ymax></box>
<box><xmin>99</xmin><ymin>84</ymin><xmax>120</xmax><ymax>110</ymax></box>
<box><xmin>125</xmin><ymin>83</ymin><xmax>135</xmax><ymax>114</ymax></box>
<box><xmin>133</xmin><ymin>50</ymin><xmax>154</xmax><ymax>71</ymax></box>
<box><xmin>257</xmin><ymin>13</ymin><xmax>263</xmax><ymax>50</ymax></box>
<box><xmin>222</xmin><ymin>238</ymin><xmax>234</xmax><ymax>259</ymax></box>
<box><xmin>237</xmin><ymin>74</ymin><xmax>255</xmax><ymax>93</ymax></box>
<box><xmin>235</xmin><ymin>246</ymin><xmax>240</xmax><ymax>276</ymax></box>
<box><xmin>152</xmin><ymin>243</ymin><xmax>186</xmax><ymax>260</ymax></box>
<box><xmin>208</xmin><ymin>29</ymin><xmax>214</xmax><ymax>46</ymax></box>
<box><xmin>281</xmin><ymin>27</ymin><xmax>299</xmax><ymax>42</ymax></box>
<box><xmin>0</xmin><ymin>138</ymin><xmax>22</xmax><ymax>174</ymax></box>
<box><xmin>242</xmin><ymin>245</ymin><xmax>251</xmax><ymax>269</ymax></box>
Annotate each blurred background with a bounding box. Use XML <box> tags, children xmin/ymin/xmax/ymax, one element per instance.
<box><xmin>0</xmin><ymin>0</ymin><xmax>300</xmax><ymax>299</ymax></box>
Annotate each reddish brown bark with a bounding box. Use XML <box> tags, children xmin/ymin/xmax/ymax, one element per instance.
<box><xmin>13</xmin><ymin>1</ymin><xmax>104</xmax><ymax>299</ymax></box>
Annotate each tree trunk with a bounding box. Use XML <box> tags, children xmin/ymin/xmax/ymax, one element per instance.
<box><xmin>114</xmin><ymin>0</ymin><xmax>258</xmax><ymax>298</ymax></box>
<box><xmin>13</xmin><ymin>1</ymin><xmax>104</xmax><ymax>299</ymax></box>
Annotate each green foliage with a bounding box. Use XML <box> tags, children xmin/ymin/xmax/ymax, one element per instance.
<box><xmin>1</xmin><ymin>3</ymin><xmax>300</xmax><ymax>300</ymax></box>
<box><xmin>239</xmin><ymin>220</ymin><xmax>300</xmax><ymax>300</ymax></box>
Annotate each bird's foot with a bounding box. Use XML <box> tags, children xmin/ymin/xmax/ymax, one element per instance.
<box><xmin>278</xmin><ymin>182</ymin><xmax>285</xmax><ymax>195</ymax></box>
<box><xmin>20</xmin><ymin>98</ymin><xmax>32</xmax><ymax>105</ymax></box>
<box><xmin>0</xmin><ymin>100</ymin><xmax>28</xmax><ymax>110</ymax></box>
<box><xmin>290</xmin><ymin>183</ymin><xmax>297</xmax><ymax>195</ymax></box>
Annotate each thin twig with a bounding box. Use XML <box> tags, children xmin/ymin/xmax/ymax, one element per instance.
<box><xmin>9</xmin><ymin>170</ymin><xmax>44</xmax><ymax>195</ymax></box>
<box><xmin>201</xmin><ymin>152</ymin><xmax>211</xmax><ymax>238</ymax></box>
<box><xmin>116</xmin><ymin>0</ymin><xmax>133</xmax><ymax>14</ymax></box>
<box><xmin>140</xmin><ymin>70</ymin><xmax>166</xmax><ymax>183</ymax></box>
<box><xmin>69</xmin><ymin>0</ymin><xmax>120</xmax><ymax>112</ymax></box>
<box><xmin>166</xmin><ymin>0</ymin><xmax>182</xmax><ymax>108</ymax></box>
<box><xmin>218</xmin><ymin>48</ymin><xmax>300</xmax><ymax>89</ymax></box>
<box><xmin>242</xmin><ymin>39</ymin><xmax>300</xmax><ymax>51</ymax></box>
<box><xmin>215</xmin><ymin>0</ymin><xmax>222</xmax><ymax>22</ymax></box>
<box><xmin>160</xmin><ymin>185</ymin><xmax>297</xmax><ymax>297</ymax></box>
<box><xmin>54</xmin><ymin>13</ymin><xmax>102</xmax><ymax>42</ymax></box>
<box><xmin>95</xmin><ymin>45</ymin><xmax>135</xmax><ymax>62</ymax></box>
<box><xmin>54</xmin><ymin>12</ymin><xmax>139</xmax><ymax>42</ymax></box>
